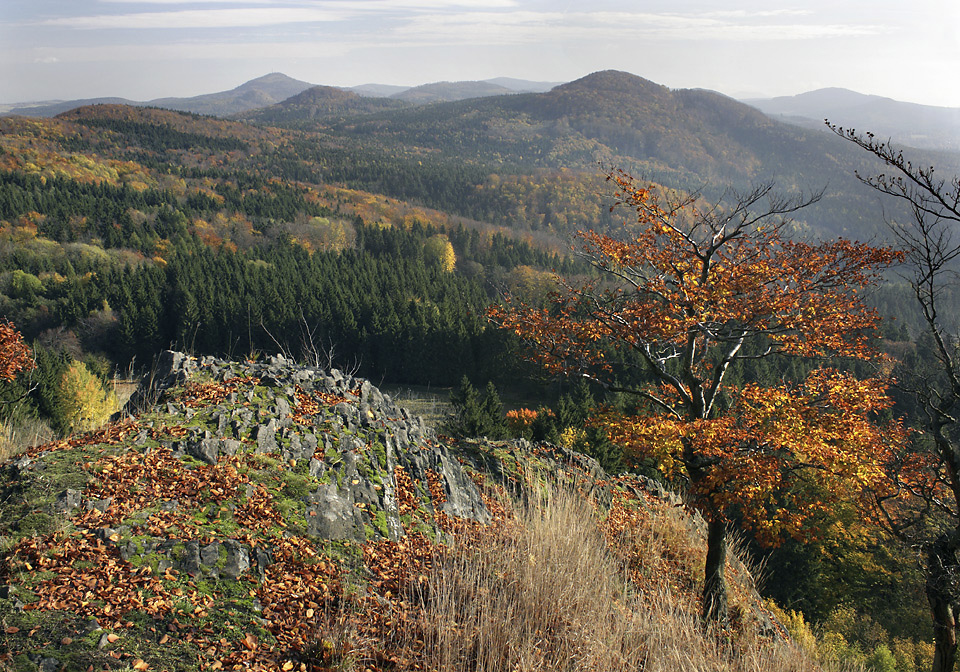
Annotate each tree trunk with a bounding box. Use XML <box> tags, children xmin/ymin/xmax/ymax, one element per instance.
<box><xmin>702</xmin><ymin>517</ymin><xmax>728</xmax><ymax>623</ymax></box>
<box><xmin>928</xmin><ymin>534</ymin><xmax>960</xmax><ymax>672</ymax></box>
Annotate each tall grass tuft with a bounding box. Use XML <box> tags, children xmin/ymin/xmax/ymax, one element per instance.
<box><xmin>335</xmin><ymin>483</ymin><xmax>848</xmax><ymax>672</ymax></box>
<box><xmin>0</xmin><ymin>415</ymin><xmax>53</xmax><ymax>463</ymax></box>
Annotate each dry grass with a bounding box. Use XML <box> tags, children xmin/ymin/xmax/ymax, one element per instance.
<box><xmin>385</xmin><ymin>386</ymin><xmax>452</xmax><ymax>429</ymax></box>
<box><xmin>0</xmin><ymin>415</ymin><xmax>53</xmax><ymax>463</ymax></box>
<box><xmin>410</xmin><ymin>487</ymin><xmax>644</xmax><ymax>671</ymax></box>
<box><xmin>111</xmin><ymin>377</ymin><xmax>141</xmax><ymax>410</ymax></box>
<box><xmin>326</xmin><ymin>483</ymin><xmax>836</xmax><ymax>672</ymax></box>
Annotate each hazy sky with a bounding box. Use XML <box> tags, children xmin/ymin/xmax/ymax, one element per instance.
<box><xmin>2</xmin><ymin>0</ymin><xmax>959</xmax><ymax>107</ymax></box>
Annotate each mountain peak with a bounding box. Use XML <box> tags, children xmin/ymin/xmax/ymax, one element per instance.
<box><xmin>235</xmin><ymin>72</ymin><xmax>311</xmax><ymax>90</ymax></box>
<box><xmin>558</xmin><ymin>70</ymin><xmax>669</xmax><ymax>96</ymax></box>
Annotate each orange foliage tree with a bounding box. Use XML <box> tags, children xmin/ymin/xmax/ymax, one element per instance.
<box><xmin>489</xmin><ymin>171</ymin><xmax>905</xmax><ymax>622</ymax></box>
<box><xmin>0</xmin><ymin>320</ymin><xmax>34</xmax><ymax>383</ymax></box>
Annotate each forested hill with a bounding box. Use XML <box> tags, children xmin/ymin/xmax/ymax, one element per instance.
<box><xmin>0</xmin><ymin>103</ymin><xmax>582</xmax><ymax>391</ymax></box>
<box><xmin>237</xmin><ymin>85</ymin><xmax>410</xmax><ymax>125</ymax></box>
<box><xmin>0</xmin><ymin>85</ymin><xmax>948</xmax><ymax>386</ymax></box>
<box><xmin>243</xmin><ymin>69</ymin><xmax>960</xmax><ymax>239</ymax></box>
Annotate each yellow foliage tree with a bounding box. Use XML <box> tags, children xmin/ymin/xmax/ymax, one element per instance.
<box><xmin>423</xmin><ymin>234</ymin><xmax>456</xmax><ymax>272</ymax></box>
<box><xmin>61</xmin><ymin>362</ymin><xmax>118</xmax><ymax>433</ymax></box>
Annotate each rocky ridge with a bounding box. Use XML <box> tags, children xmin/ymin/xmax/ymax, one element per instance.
<box><xmin>0</xmin><ymin>351</ymin><xmax>779</xmax><ymax>671</ymax></box>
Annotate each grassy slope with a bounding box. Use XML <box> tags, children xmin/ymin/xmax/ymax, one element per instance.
<box><xmin>0</xmin><ymin>355</ymin><xmax>816</xmax><ymax>672</ymax></box>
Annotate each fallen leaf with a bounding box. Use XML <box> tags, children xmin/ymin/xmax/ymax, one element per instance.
<box><xmin>132</xmin><ymin>659</ymin><xmax>149</xmax><ymax>670</ymax></box>
<box><xmin>282</xmin><ymin>663</ymin><xmax>294</xmax><ymax>671</ymax></box>
<box><xmin>4</xmin><ymin>627</ymin><xmax>18</xmax><ymax>634</ymax></box>
<box><xmin>106</xmin><ymin>633</ymin><xmax>120</xmax><ymax>643</ymax></box>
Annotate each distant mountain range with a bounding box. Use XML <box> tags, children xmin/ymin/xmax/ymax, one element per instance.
<box><xmin>224</xmin><ymin>69</ymin><xmax>960</xmax><ymax>241</ymax></box>
<box><xmin>744</xmin><ymin>88</ymin><xmax>960</xmax><ymax>151</ymax></box>
<box><xmin>5</xmin><ymin>69</ymin><xmax>960</xmax><ymax>242</ymax></box>
<box><xmin>1</xmin><ymin>73</ymin><xmax>317</xmax><ymax>118</ymax></box>
<box><xmin>7</xmin><ymin>71</ymin><xmax>957</xmax><ymax>153</ymax></box>
<box><xmin>1</xmin><ymin>74</ymin><xmax>561</xmax><ymax>118</ymax></box>
<box><xmin>389</xmin><ymin>78</ymin><xmax>559</xmax><ymax>103</ymax></box>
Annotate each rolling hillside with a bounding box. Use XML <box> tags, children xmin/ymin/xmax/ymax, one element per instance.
<box><xmin>242</xmin><ymin>70</ymin><xmax>960</xmax><ymax>239</ymax></box>
<box><xmin>745</xmin><ymin>87</ymin><xmax>960</xmax><ymax>151</ymax></box>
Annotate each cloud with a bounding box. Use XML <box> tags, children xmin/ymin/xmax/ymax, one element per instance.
<box><xmin>41</xmin><ymin>1</ymin><xmax>519</xmax><ymax>31</ymax></box>
<box><xmin>395</xmin><ymin>10</ymin><xmax>887</xmax><ymax>45</ymax></box>
<box><xmin>4</xmin><ymin>40</ymin><xmax>351</xmax><ymax>65</ymax></box>
<box><xmin>700</xmin><ymin>9</ymin><xmax>813</xmax><ymax>19</ymax></box>
<box><xmin>41</xmin><ymin>8</ymin><xmax>351</xmax><ymax>30</ymax></box>
<box><xmin>91</xmin><ymin>0</ymin><xmax>517</xmax><ymax>9</ymax></box>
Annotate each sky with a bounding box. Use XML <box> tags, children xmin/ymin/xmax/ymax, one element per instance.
<box><xmin>2</xmin><ymin>0</ymin><xmax>959</xmax><ymax>107</ymax></box>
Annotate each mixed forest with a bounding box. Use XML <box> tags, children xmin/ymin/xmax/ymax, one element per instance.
<box><xmin>3</xmin><ymin>69</ymin><xmax>960</xmax><ymax>671</ymax></box>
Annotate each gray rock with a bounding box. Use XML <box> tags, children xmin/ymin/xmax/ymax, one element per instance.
<box><xmin>253</xmin><ymin>546</ymin><xmax>273</xmax><ymax>579</ymax></box>
<box><xmin>189</xmin><ymin>438</ymin><xmax>220</xmax><ymax>465</ymax></box>
<box><xmin>222</xmin><ymin>540</ymin><xmax>250</xmax><ymax>579</ymax></box>
<box><xmin>128</xmin><ymin>351</ymin><xmax>495</xmax><ymax>544</ymax></box>
<box><xmin>200</xmin><ymin>541</ymin><xmax>221</xmax><ymax>568</ymax></box>
<box><xmin>39</xmin><ymin>657</ymin><xmax>61</xmax><ymax>671</ymax></box>
<box><xmin>11</xmin><ymin>456</ymin><xmax>32</xmax><ymax>477</ymax></box>
<box><xmin>231</xmin><ymin>418</ymin><xmax>248</xmax><ymax>439</ymax></box>
<box><xmin>215</xmin><ymin>412</ymin><xmax>229</xmax><ymax>436</ymax></box>
<box><xmin>437</xmin><ymin>453</ymin><xmax>491</xmax><ymax>523</ymax></box>
<box><xmin>177</xmin><ymin>540</ymin><xmax>202</xmax><ymax>577</ymax></box>
<box><xmin>220</xmin><ymin>438</ymin><xmax>240</xmax><ymax>457</ymax></box>
<box><xmin>54</xmin><ymin>488</ymin><xmax>81</xmax><ymax>513</ymax></box>
<box><xmin>86</xmin><ymin>497</ymin><xmax>113</xmax><ymax>514</ymax></box>
<box><xmin>306</xmin><ymin>481</ymin><xmax>365</xmax><ymax>541</ymax></box>
<box><xmin>254</xmin><ymin>420</ymin><xmax>278</xmax><ymax>453</ymax></box>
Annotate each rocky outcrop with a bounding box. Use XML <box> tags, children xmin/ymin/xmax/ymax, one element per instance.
<box><xmin>140</xmin><ymin>351</ymin><xmax>490</xmax><ymax>546</ymax></box>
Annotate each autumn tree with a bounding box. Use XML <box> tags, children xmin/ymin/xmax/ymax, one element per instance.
<box><xmin>0</xmin><ymin>320</ymin><xmax>34</xmax><ymax>383</ymax></box>
<box><xmin>831</xmin><ymin>122</ymin><xmax>960</xmax><ymax>672</ymax></box>
<box><xmin>423</xmin><ymin>233</ymin><xmax>456</xmax><ymax>272</ymax></box>
<box><xmin>0</xmin><ymin>319</ymin><xmax>37</xmax><ymax>426</ymax></box>
<box><xmin>489</xmin><ymin>171</ymin><xmax>903</xmax><ymax>623</ymax></box>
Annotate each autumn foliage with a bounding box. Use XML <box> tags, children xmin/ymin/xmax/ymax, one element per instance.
<box><xmin>595</xmin><ymin>370</ymin><xmax>903</xmax><ymax>545</ymax></box>
<box><xmin>489</xmin><ymin>171</ymin><xmax>904</xmax><ymax>621</ymax></box>
<box><xmin>0</xmin><ymin>320</ymin><xmax>34</xmax><ymax>382</ymax></box>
